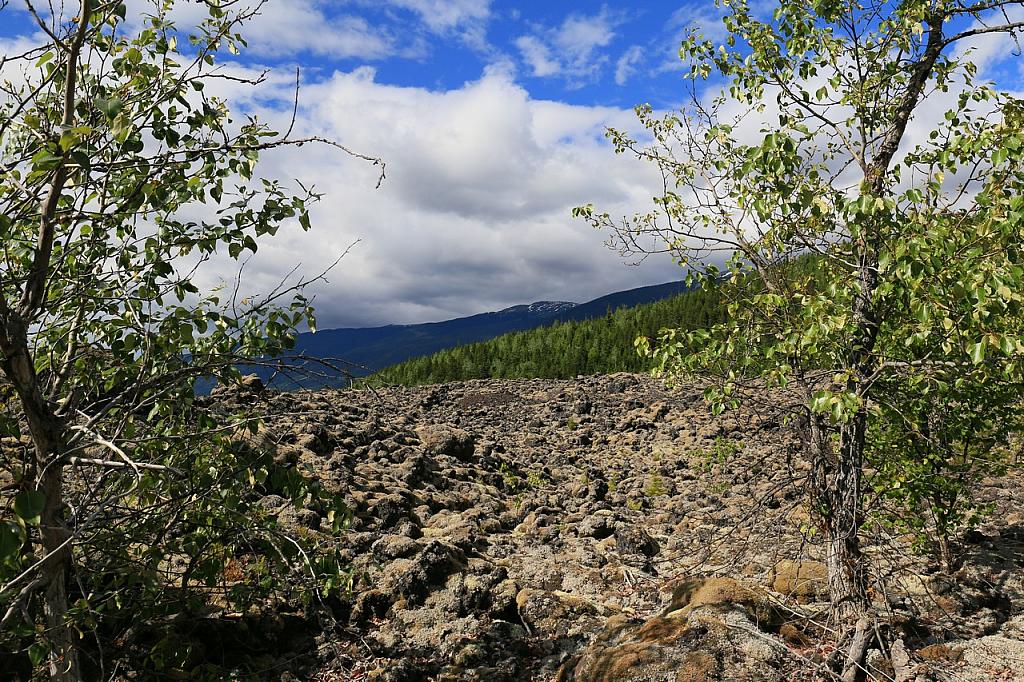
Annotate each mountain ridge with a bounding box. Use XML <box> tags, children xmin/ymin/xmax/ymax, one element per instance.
<box><xmin>282</xmin><ymin>280</ymin><xmax>691</xmax><ymax>385</ymax></box>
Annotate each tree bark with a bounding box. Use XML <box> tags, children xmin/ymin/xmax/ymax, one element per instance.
<box><xmin>827</xmin><ymin>414</ymin><xmax>870</xmax><ymax>620</ymax></box>
<box><xmin>840</xmin><ymin>617</ymin><xmax>874</xmax><ymax>682</ymax></box>
<box><xmin>807</xmin><ymin>410</ymin><xmax>870</xmax><ymax>622</ymax></box>
<box><xmin>0</xmin><ymin>314</ymin><xmax>80</xmax><ymax>682</ymax></box>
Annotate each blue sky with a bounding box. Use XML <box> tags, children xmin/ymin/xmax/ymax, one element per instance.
<box><xmin>0</xmin><ymin>1</ymin><xmax>709</xmax><ymax>105</ymax></box>
<box><xmin>2</xmin><ymin>1</ymin><xmax>1022</xmax><ymax>328</ymax></box>
<box><xmin>213</xmin><ymin>1</ymin><xmax>705</xmax><ymax>109</ymax></box>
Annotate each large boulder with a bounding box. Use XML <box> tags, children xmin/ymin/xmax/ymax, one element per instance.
<box><xmin>614</xmin><ymin>522</ymin><xmax>660</xmax><ymax>558</ymax></box>
<box><xmin>556</xmin><ymin>577</ymin><xmax>790</xmax><ymax>681</ymax></box>
<box><xmin>380</xmin><ymin>540</ymin><xmax>464</xmax><ymax>605</ymax></box>
<box><xmin>558</xmin><ymin>613</ymin><xmax>787</xmax><ymax>681</ymax></box>
<box><xmin>770</xmin><ymin>560</ymin><xmax>828</xmax><ymax>603</ymax></box>
<box><xmin>664</xmin><ymin>577</ymin><xmax>784</xmax><ymax>628</ymax></box>
<box><xmin>516</xmin><ymin>589</ymin><xmax>615</xmax><ymax>639</ymax></box>
<box><xmin>416</xmin><ymin>424</ymin><xmax>476</xmax><ymax>461</ymax></box>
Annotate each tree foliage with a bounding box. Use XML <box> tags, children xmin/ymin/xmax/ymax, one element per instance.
<box><xmin>577</xmin><ymin>0</ymin><xmax>1024</xmax><ymax>670</ymax></box>
<box><xmin>0</xmin><ymin>2</ymin><xmax>377</xmax><ymax>678</ymax></box>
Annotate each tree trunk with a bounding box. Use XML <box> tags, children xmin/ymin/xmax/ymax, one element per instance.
<box><xmin>806</xmin><ymin>410</ymin><xmax>869</xmax><ymax>620</ymax></box>
<box><xmin>807</xmin><ymin>411</ymin><xmax>871</xmax><ymax>680</ymax></box>
<box><xmin>826</xmin><ymin>414</ymin><xmax>870</xmax><ymax>622</ymax></box>
<box><xmin>0</xmin><ymin>315</ymin><xmax>80</xmax><ymax>682</ymax></box>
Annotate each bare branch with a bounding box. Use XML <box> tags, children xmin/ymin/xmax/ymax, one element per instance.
<box><xmin>68</xmin><ymin>456</ymin><xmax>182</xmax><ymax>475</ymax></box>
<box><xmin>942</xmin><ymin>20</ymin><xmax>1024</xmax><ymax>48</ymax></box>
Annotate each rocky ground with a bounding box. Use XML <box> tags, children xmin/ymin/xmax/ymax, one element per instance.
<box><xmin>199</xmin><ymin>373</ymin><xmax>1024</xmax><ymax>681</ymax></box>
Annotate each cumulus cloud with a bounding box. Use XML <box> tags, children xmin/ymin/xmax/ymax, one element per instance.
<box><xmin>190</xmin><ymin>67</ymin><xmax>680</xmax><ymax>328</ymax></box>
<box><xmin>236</xmin><ymin>5</ymin><xmax>399</xmax><ymax>60</ymax></box>
<box><xmin>370</xmin><ymin>0</ymin><xmax>493</xmax><ymax>50</ymax></box>
<box><xmin>125</xmin><ymin>0</ymin><xmax>480</xmax><ymax>61</ymax></box>
<box><xmin>384</xmin><ymin>0</ymin><xmax>493</xmax><ymax>48</ymax></box>
<box><xmin>515</xmin><ymin>7</ymin><xmax>623</xmax><ymax>85</ymax></box>
<box><xmin>209</xmin><ymin>8</ymin><xmax>1023</xmax><ymax>330</ymax></box>
<box><xmin>117</xmin><ymin>0</ymin><xmax>402</xmax><ymax>60</ymax></box>
<box><xmin>654</xmin><ymin>4</ymin><xmax>729</xmax><ymax>75</ymax></box>
<box><xmin>951</xmin><ymin>6</ymin><xmax>1024</xmax><ymax>80</ymax></box>
<box><xmin>17</xmin><ymin>0</ymin><xmax>490</xmax><ymax>61</ymax></box>
<box><xmin>615</xmin><ymin>45</ymin><xmax>645</xmax><ymax>85</ymax></box>
<box><xmin>0</xmin><ymin>6</ymin><xmax>681</xmax><ymax>330</ymax></box>
<box><xmin>656</xmin><ymin>0</ymin><xmax>779</xmax><ymax>76</ymax></box>
<box><xmin>514</xmin><ymin>35</ymin><xmax>561</xmax><ymax>78</ymax></box>
<box><xmin>385</xmin><ymin>0</ymin><xmax>491</xmax><ymax>31</ymax></box>
<box><xmin>0</xmin><ymin>33</ymin><xmax>47</xmax><ymax>78</ymax></box>
<box><xmin>666</xmin><ymin>4</ymin><xmax>729</xmax><ymax>45</ymax></box>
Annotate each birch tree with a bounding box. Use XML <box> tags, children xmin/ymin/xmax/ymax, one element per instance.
<box><xmin>578</xmin><ymin>0</ymin><xmax>1024</xmax><ymax>676</ymax></box>
<box><xmin>0</xmin><ymin>1</ymin><xmax>378</xmax><ymax>678</ymax></box>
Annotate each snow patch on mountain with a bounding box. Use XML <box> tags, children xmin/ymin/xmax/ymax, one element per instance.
<box><xmin>527</xmin><ymin>301</ymin><xmax>577</xmax><ymax>315</ymax></box>
<box><xmin>498</xmin><ymin>301</ymin><xmax>577</xmax><ymax>316</ymax></box>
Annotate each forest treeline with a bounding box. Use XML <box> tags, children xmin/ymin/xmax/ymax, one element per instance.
<box><xmin>370</xmin><ymin>284</ymin><xmax>725</xmax><ymax>385</ymax></box>
<box><xmin>370</xmin><ymin>255</ymin><xmax>829</xmax><ymax>386</ymax></box>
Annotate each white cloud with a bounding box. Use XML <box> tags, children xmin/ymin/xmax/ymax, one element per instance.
<box><xmin>556</xmin><ymin>10</ymin><xmax>617</xmax><ymax>56</ymax></box>
<box><xmin>122</xmin><ymin>0</ymin><xmax>413</xmax><ymax>61</ymax></box>
<box><xmin>2</xmin><ymin>7</ymin><xmax>682</xmax><ymax>330</ymax></box>
<box><xmin>952</xmin><ymin>6</ymin><xmax>1024</xmax><ymax>79</ymax></box>
<box><xmin>656</xmin><ymin>0</ymin><xmax>779</xmax><ymax>75</ymax></box>
<box><xmin>615</xmin><ymin>45</ymin><xmax>645</xmax><ymax>85</ymax></box>
<box><xmin>192</xmin><ymin>67</ymin><xmax>679</xmax><ymax>328</ymax></box>
<box><xmin>240</xmin><ymin>5</ymin><xmax>397</xmax><ymax>59</ymax></box>
<box><xmin>667</xmin><ymin>4</ymin><xmax>728</xmax><ymax>44</ymax></box>
<box><xmin>515</xmin><ymin>35</ymin><xmax>560</xmax><ymax>77</ymax></box>
<box><xmin>155</xmin><ymin>0</ymin><xmax>495</xmax><ymax>61</ymax></box>
<box><xmin>656</xmin><ymin>4</ymin><xmax>728</xmax><ymax>75</ymax></box>
<box><xmin>383</xmin><ymin>0</ymin><xmax>493</xmax><ymax>50</ymax></box>
<box><xmin>0</xmin><ymin>33</ymin><xmax>47</xmax><ymax>87</ymax></box>
<box><xmin>515</xmin><ymin>7</ymin><xmax>623</xmax><ymax>86</ymax></box>
<box><xmin>384</xmin><ymin>0</ymin><xmax>489</xmax><ymax>31</ymax></box>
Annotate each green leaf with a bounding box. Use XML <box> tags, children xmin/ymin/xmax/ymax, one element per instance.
<box><xmin>94</xmin><ymin>96</ymin><xmax>123</xmax><ymax>119</ymax></box>
<box><xmin>28</xmin><ymin>642</ymin><xmax>49</xmax><ymax>667</ymax></box>
<box><xmin>970</xmin><ymin>341</ymin><xmax>987</xmax><ymax>365</ymax></box>
<box><xmin>31</xmin><ymin>149</ymin><xmax>63</xmax><ymax>172</ymax></box>
<box><xmin>0</xmin><ymin>521</ymin><xmax>24</xmax><ymax>561</ymax></box>
<box><xmin>111</xmin><ymin>114</ymin><xmax>132</xmax><ymax>144</ymax></box>
<box><xmin>14</xmin><ymin>490</ymin><xmax>45</xmax><ymax>526</ymax></box>
<box><xmin>1000</xmin><ymin>335</ymin><xmax>1017</xmax><ymax>355</ymax></box>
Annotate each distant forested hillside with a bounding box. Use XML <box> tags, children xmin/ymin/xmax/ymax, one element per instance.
<box><xmin>370</xmin><ymin>284</ymin><xmax>725</xmax><ymax>385</ymax></box>
<box><xmin>370</xmin><ymin>255</ymin><xmax>832</xmax><ymax>386</ymax></box>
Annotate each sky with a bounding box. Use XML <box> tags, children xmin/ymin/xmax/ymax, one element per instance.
<box><xmin>1</xmin><ymin>1</ymin><xmax>1023</xmax><ymax>328</ymax></box>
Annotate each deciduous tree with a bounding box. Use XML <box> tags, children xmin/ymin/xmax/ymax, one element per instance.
<box><xmin>578</xmin><ymin>0</ymin><xmax>1024</xmax><ymax>675</ymax></box>
<box><xmin>0</xmin><ymin>1</ymin><xmax>379</xmax><ymax>679</ymax></box>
